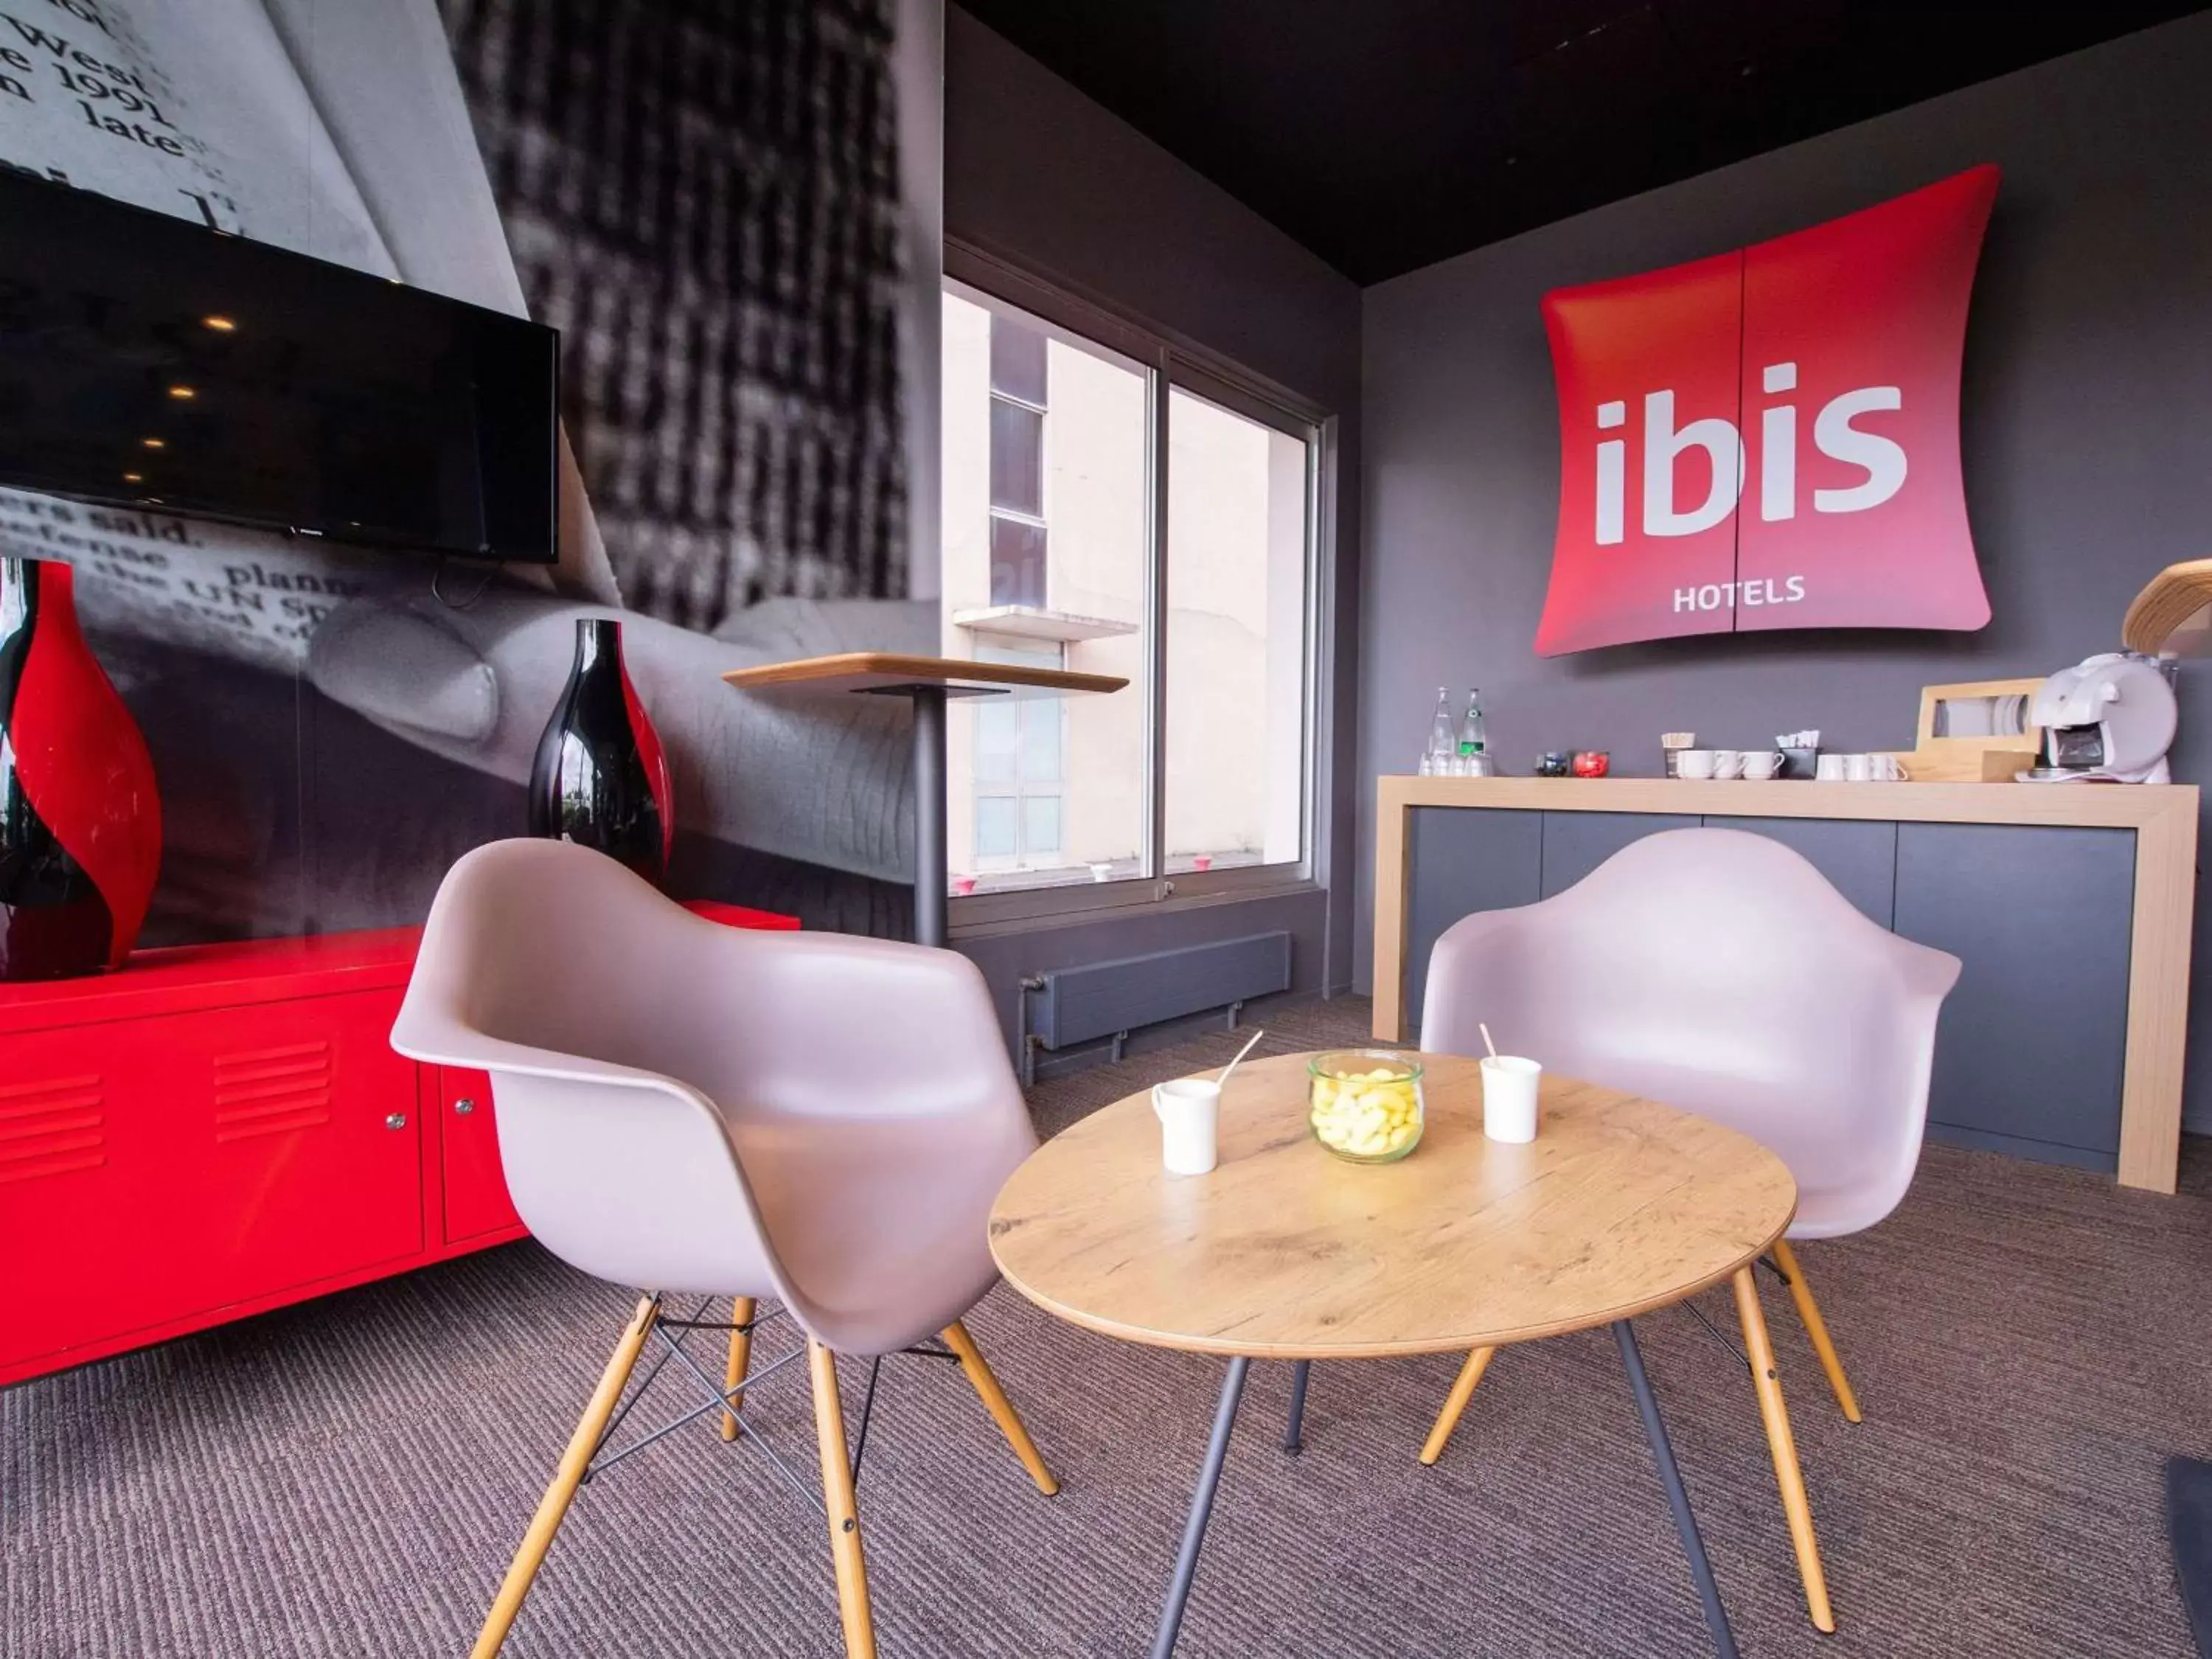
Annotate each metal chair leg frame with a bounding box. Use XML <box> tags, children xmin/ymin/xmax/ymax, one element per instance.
<box><xmin>848</xmin><ymin>1357</ymin><xmax>885</xmax><ymax>1485</ymax></box>
<box><xmin>1282</xmin><ymin>1360</ymin><xmax>1312</xmax><ymax>1454</ymax></box>
<box><xmin>1150</xmin><ymin>1357</ymin><xmax>1251</xmax><ymax>1659</ymax></box>
<box><xmin>1614</xmin><ymin>1319</ymin><xmax>1740</xmax><ymax>1659</ymax></box>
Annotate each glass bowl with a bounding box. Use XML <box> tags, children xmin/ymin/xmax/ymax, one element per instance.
<box><xmin>1308</xmin><ymin>1050</ymin><xmax>1425</xmax><ymax>1163</ymax></box>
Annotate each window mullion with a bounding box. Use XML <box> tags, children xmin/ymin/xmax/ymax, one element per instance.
<box><xmin>1144</xmin><ymin>355</ymin><xmax>1170</xmax><ymax>889</ymax></box>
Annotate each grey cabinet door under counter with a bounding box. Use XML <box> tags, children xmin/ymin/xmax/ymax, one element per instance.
<box><xmin>1405</xmin><ymin>807</ymin><xmax>1542</xmax><ymax>1033</ymax></box>
<box><xmin>1373</xmin><ymin>776</ymin><xmax>2199</xmax><ymax>1193</ymax></box>
<box><xmin>1700</xmin><ymin>815</ymin><xmax>1898</xmax><ymax>930</ymax></box>
<box><xmin>1539</xmin><ymin>811</ymin><xmax>1699</xmax><ymax>897</ymax></box>
<box><xmin>1891</xmin><ymin>822</ymin><xmax>2137</xmax><ymax>1170</ymax></box>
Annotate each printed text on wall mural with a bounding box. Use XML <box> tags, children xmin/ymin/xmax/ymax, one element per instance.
<box><xmin>1534</xmin><ymin>164</ymin><xmax>2000</xmax><ymax>656</ymax></box>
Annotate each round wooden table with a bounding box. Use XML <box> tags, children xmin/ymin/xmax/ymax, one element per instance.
<box><xmin>989</xmin><ymin>1051</ymin><xmax>1804</xmax><ymax>1659</ymax></box>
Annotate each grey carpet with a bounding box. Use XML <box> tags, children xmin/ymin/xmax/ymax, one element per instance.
<box><xmin>7</xmin><ymin>996</ymin><xmax>2211</xmax><ymax>1658</ymax></box>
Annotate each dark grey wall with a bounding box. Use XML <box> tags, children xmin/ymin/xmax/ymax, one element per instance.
<box><xmin>942</xmin><ymin>7</ymin><xmax>1367</xmax><ymax>1035</ymax></box>
<box><xmin>1354</xmin><ymin>15</ymin><xmax>2212</xmax><ymax>1128</ymax></box>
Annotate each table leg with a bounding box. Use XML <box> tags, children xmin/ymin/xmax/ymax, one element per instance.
<box><xmin>1613</xmin><ymin>1320</ymin><xmax>1739</xmax><ymax>1659</ymax></box>
<box><xmin>1150</xmin><ymin>1357</ymin><xmax>1251</xmax><ymax>1659</ymax></box>
<box><xmin>1281</xmin><ymin>1360</ymin><xmax>1311</xmax><ymax>1454</ymax></box>
<box><xmin>910</xmin><ymin>685</ymin><xmax>947</xmax><ymax>949</ymax></box>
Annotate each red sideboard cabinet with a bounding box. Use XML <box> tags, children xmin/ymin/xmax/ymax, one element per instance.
<box><xmin>0</xmin><ymin>901</ymin><xmax>796</xmax><ymax>1389</ymax></box>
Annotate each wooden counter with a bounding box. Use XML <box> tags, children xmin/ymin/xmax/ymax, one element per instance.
<box><xmin>1372</xmin><ymin>775</ymin><xmax>2199</xmax><ymax>1193</ymax></box>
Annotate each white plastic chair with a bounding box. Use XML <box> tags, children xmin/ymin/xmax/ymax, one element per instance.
<box><xmin>1419</xmin><ymin>827</ymin><xmax>1961</xmax><ymax>1631</ymax></box>
<box><xmin>392</xmin><ymin>839</ymin><xmax>1057</xmax><ymax>1659</ymax></box>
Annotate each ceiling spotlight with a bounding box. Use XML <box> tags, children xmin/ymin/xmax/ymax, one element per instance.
<box><xmin>201</xmin><ymin>315</ymin><xmax>237</xmax><ymax>333</ymax></box>
<box><xmin>167</xmin><ymin>384</ymin><xmax>196</xmax><ymax>400</ymax></box>
<box><xmin>142</xmin><ymin>437</ymin><xmax>165</xmax><ymax>449</ymax></box>
<box><xmin>122</xmin><ymin>472</ymin><xmax>142</xmax><ymax>484</ymax></box>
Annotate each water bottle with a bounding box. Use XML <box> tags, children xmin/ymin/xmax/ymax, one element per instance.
<box><xmin>1423</xmin><ymin>687</ymin><xmax>1456</xmax><ymax>775</ymax></box>
<box><xmin>1458</xmin><ymin>690</ymin><xmax>1490</xmax><ymax>777</ymax></box>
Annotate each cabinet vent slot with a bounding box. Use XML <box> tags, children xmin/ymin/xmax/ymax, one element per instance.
<box><xmin>0</xmin><ymin>1074</ymin><xmax>105</xmax><ymax>1183</ymax></box>
<box><xmin>214</xmin><ymin>1042</ymin><xmax>333</xmax><ymax>1142</ymax></box>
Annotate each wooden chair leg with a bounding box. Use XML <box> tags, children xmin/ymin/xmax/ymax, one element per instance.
<box><xmin>1770</xmin><ymin>1240</ymin><xmax>1863</xmax><ymax>1423</ymax></box>
<box><xmin>810</xmin><ymin>1340</ymin><xmax>878</xmax><ymax>1659</ymax></box>
<box><xmin>472</xmin><ymin>1295</ymin><xmax>658</xmax><ymax>1659</ymax></box>
<box><xmin>942</xmin><ymin>1319</ymin><xmax>1060</xmax><ymax>1495</ymax></box>
<box><xmin>1419</xmin><ymin>1346</ymin><xmax>1496</xmax><ymax>1466</ymax></box>
<box><xmin>1733</xmin><ymin>1267</ymin><xmax>1836</xmax><ymax>1633</ymax></box>
<box><xmin>720</xmin><ymin>1295</ymin><xmax>758</xmax><ymax>1441</ymax></box>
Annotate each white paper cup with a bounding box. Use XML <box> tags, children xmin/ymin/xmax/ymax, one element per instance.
<box><xmin>1815</xmin><ymin>754</ymin><xmax>1847</xmax><ymax>782</ymax></box>
<box><xmin>1844</xmin><ymin>752</ymin><xmax>1872</xmax><ymax>782</ymax></box>
<box><xmin>1481</xmin><ymin>1056</ymin><xmax>1542</xmax><ymax>1144</ymax></box>
<box><xmin>1153</xmin><ymin>1079</ymin><xmax>1221</xmax><ymax>1175</ymax></box>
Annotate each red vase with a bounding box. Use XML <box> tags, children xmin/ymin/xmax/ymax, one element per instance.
<box><xmin>0</xmin><ymin>556</ymin><xmax>163</xmax><ymax>979</ymax></box>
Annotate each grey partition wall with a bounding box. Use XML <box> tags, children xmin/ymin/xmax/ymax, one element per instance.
<box><xmin>1404</xmin><ymin>808</ymin><xmax>1543</xmax><ymax>1032</ymax></box>
<box><xmin>1893</xmin><ymin>823</ymin><xmax>2137</xmax><ymax>1170</ymax></box>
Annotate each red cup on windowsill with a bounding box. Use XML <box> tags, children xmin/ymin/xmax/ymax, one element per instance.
<box><xmin>953</xmin><ymin>876</ymin><xmax>977</xmax><ymax>896</ymax></box>
<box><xmin>1571</xmin><ymin>751</ymin><xmax>1610</xmax><ymax>778</ymax></box>
<box><xmin>1192</xmin><ymin>855</ymin><xmax>1213</xmax><ymax>872</ymax></box>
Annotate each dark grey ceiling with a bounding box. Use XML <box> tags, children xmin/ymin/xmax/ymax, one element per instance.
<box><xmin>952</xmin><ymin>1</ymin><xmax>2211</xmax><ymax>284</ymax></box>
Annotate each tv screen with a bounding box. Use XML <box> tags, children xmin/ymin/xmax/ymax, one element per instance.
<box><xmin>0</xmin><ymin>168</ymin><xmax>557</xmax><ymax>564</ymax></box>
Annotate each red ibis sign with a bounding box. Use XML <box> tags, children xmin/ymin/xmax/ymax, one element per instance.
<box><xmin>1534</xmin><ymin>165</ymin><xmax>2000</xmax><ymax>656</ymax></box>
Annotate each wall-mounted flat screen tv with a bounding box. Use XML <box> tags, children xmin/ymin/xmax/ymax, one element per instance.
<box><xmin>0</xmin><ymin>167</ymin><xmax>557</xmax><ymax>564</ymax></box>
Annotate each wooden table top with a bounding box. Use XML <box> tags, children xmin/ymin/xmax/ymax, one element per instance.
<box><xmin>720</xmin><ymin>652</ymin><xmax>1127</xmax><ymax>699</ymax></box>
<box><xmin>988</xmin><ymin>1051</ymin><xmax>1796</xmax><ymax>1360</ymax></box>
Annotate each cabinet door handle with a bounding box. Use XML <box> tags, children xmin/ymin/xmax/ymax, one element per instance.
<box><xmin>384</xmin><ymin>1112</ymin><xmax>408</xmax><ymax>1130</ymax></box>
<box><xmin>453</xmin><ymin>1097</ymin><xmax>476</xmax><ymax>1115</ymax></box>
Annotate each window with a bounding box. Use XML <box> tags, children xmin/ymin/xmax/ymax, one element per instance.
<box><xmin>989</xmin><ymin>515</ymin><xmax>1046</xmax><ymax>608</ymax></box>
<box><xmin>988</xmin><ymin>400</ymin><xmax>1044</xmax><ymax>516</ymax></box>
<box><xmin>941</xmin><ymin>267</ymin><xmax>1321</xmax><ymax>912</ymax></box>
<box><xmin>1165</xmin><ymin>386</ymin><xmax>1312</xmax><ymax>875</ymax></box>
<box><xmin>990</xmin><ymin>321</ymin><xmax>1048</xmax><ymax>406</ymax></box>
<box><xmin>965</xmin><ymin>639</ymin><xmax>1069</xmax><ymax>874</ymax></box>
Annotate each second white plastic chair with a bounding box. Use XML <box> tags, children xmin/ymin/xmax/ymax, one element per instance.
<box><xmin>1419</xmin><ymin>827</ymin><xmax>1961</xmax><ymax>1632</ymax></box>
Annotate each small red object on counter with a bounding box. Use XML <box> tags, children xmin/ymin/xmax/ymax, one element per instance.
<box><xmin>1572</xmin><ymin>750</ymin><xmax>1611</xmax><ymax>777</ymax></box>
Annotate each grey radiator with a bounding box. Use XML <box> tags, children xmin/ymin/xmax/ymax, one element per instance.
<box><xmin>1022</xmin><ymin>931</ymin><xmax>1291</xmax><ymax>1079</ymax></box>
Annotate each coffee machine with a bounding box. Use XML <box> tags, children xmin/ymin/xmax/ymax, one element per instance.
<box><xmin>2019</xmin><ymin>653</ymin><xmax>2177</xmax><ymax>783</ymax></box>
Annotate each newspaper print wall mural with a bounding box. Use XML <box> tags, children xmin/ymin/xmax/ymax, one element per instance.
<box><xmin>440</xmin><ymin>0</ymin><xmax>911</xmax><ymax>630</ymax></box>
<box><xmin>0</xmin><ymin>0</ymin><xmax>932</xmax><ymax>942</ymax></box>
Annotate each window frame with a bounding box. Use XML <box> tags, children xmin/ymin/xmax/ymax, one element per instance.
<box><xmin>944</xmin><ymin>242</ymin><xmax>1330</xmax><ymax>930</ymax></box>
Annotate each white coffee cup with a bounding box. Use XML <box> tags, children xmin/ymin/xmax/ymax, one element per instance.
<box><xmin>1739</xmin><ymin>750</ymin><xmax>1784</xmax><ymax>780</ymax></box>
<box><xmin>1874</xmin><ymin>754</ymin><xmax>1905</xmax><ymax>781</ymax></box>
<box><xmin>1153</xmin><ymin>1078</ymin><xmax>1221</xmax><ymax>1175</ymax></box>
<box><xmin>1844</xmin><ymin>752</ymin><xmax>1872</xmax><ymax>782</ymax></box>
<box><xmin>1480</xmin><ymin>1056</ymin><xmax>1543</xmax><ymax>1144</ymax></box>
<box><xmin>1711</xmin><ymin>749</ymin><xmax>1745</xmax><ymax>780</ymax></box>
<box><xmin>1815</xmin><ymin>753</ymin><xmax>1847</xmax><ymax>782</ymax></box>
<box><xmin>1677</xmin><ymin>749</ymin><xmax>1718</xmax><ymax>779</ymax></box>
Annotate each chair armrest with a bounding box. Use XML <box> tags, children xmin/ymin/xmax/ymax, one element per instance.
<box><xmin>694</xmin><ymin>924</ymin><xmax>1029</xmax><ymax>1126</ymax></box>
<box><xmin>1419</xmin><ymin>905</ymin><xmax>1540</xmax><ymax>1054</ymax></box>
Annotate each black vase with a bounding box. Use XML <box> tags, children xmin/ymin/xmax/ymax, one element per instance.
<box><xmin>527</xmin><ymin>618</ymin><xmax>672</xmax><ymax>883</ymax></box>
<box><xmin>0</xmin><ymin>556</ymin><xmax>163</xmax><ymax>981</ymax></box>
